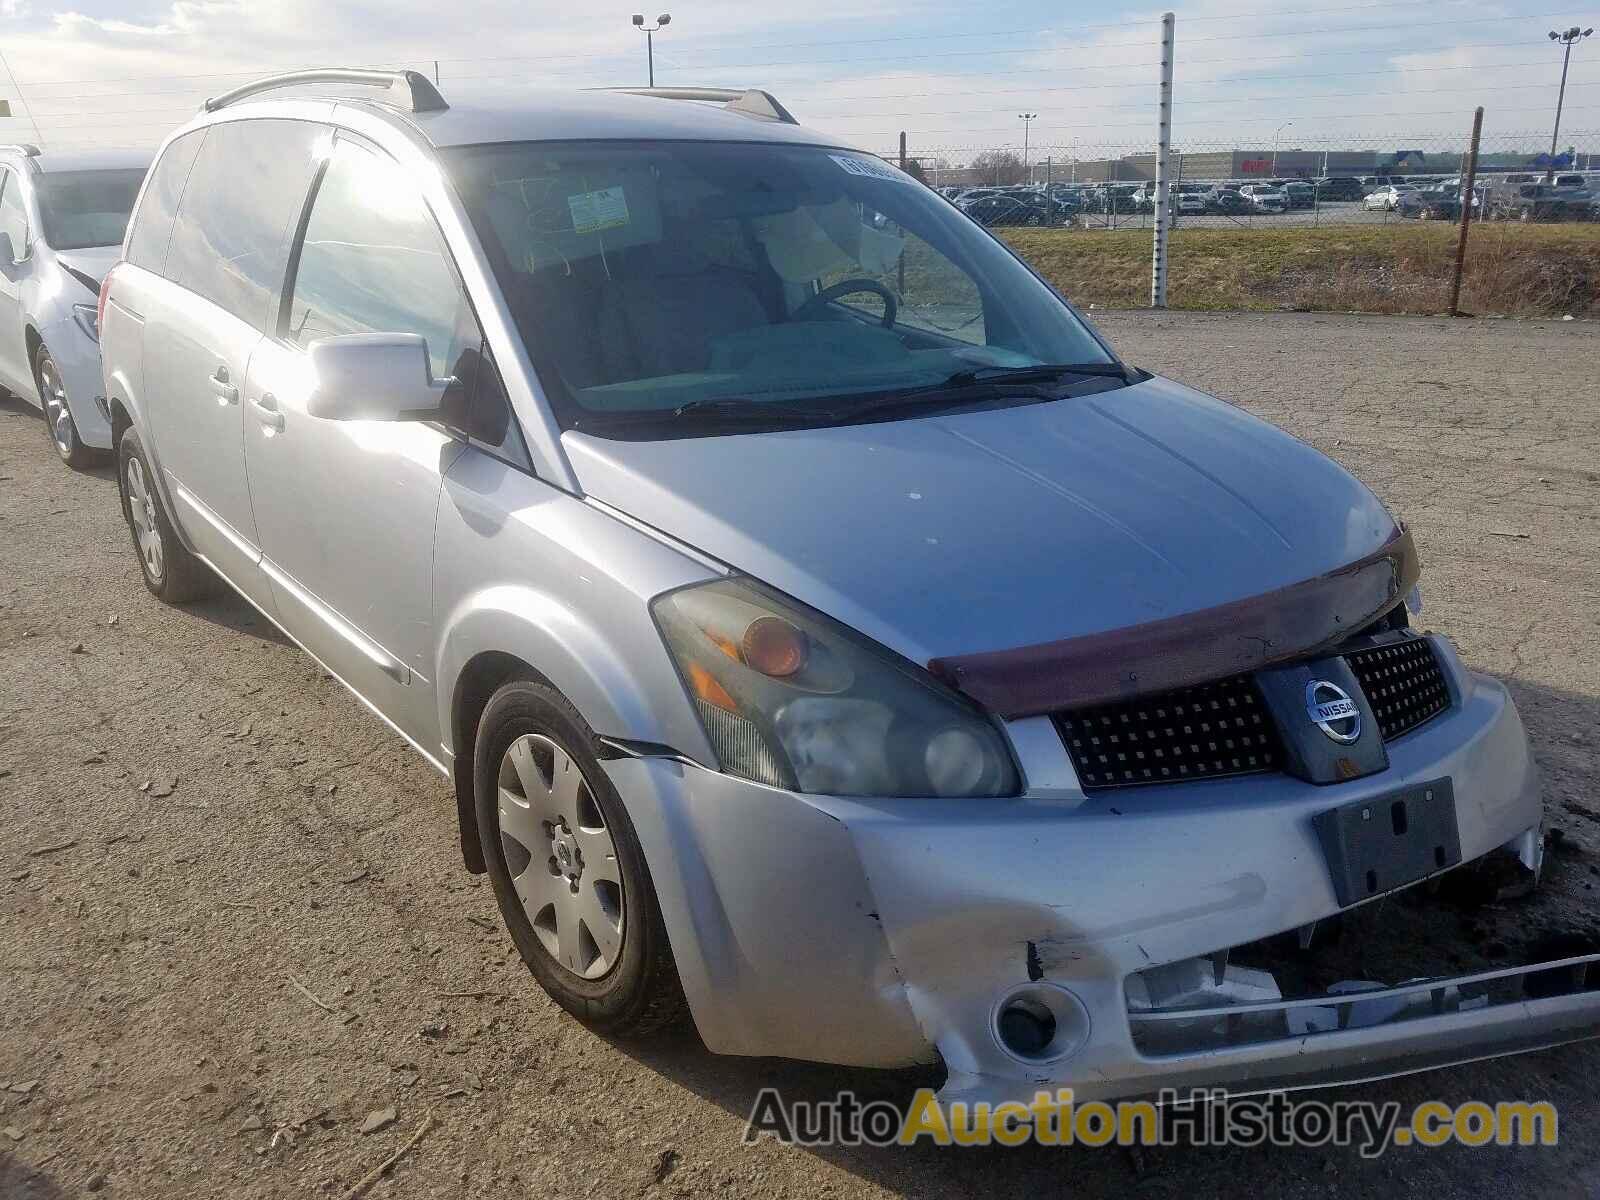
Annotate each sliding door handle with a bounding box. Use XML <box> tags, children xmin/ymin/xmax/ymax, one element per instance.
<box><xmin>209</xmin><ymin>368</ymin><xmax>238</xmax><ymax>405</ymax></box>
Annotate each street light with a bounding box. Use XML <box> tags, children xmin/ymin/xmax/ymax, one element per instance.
<box><xmin>1545</xmin><ymin>26</ymin><xmax>1593</xmax><ymax>181</ymax></box>
<box><xmin>1272</xmin><ymin>121</ymin><xmax>1293</xmax><ymax>174</ymax></box>
<box><xmin>1018</xmin><ymin>113</ymin><xmax>1037</xmax><ymax>179</ymax></box>
<box><xmin>632</xmin><ymin>13</ymin><xmax>671</xmax><ymax>87</ymax></box>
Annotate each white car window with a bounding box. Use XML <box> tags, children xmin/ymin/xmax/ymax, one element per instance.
<box><xmin>0</xmin><ymin>169</ymin><xmax>29</xmax><ymax>259</ymax></box>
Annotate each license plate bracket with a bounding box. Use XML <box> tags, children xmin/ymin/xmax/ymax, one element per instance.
<box><xmin>1313</xmin><ymin>777</ymin><xmax>1462</xmax><ymax>908</ymax></box>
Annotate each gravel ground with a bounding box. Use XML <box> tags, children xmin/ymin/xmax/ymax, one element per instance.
<box><xmin>2</xmin><ymin>311</ymin><xmax>1598</xmax><ymax>1199</ymax></box>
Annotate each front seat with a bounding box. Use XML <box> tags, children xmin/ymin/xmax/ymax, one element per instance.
<box><xmin>595</xmin><ymin>239</ymin><xmax>769</xmax><ymax>381</ymax></box>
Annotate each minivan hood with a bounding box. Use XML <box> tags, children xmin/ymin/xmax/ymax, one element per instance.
<box><xmin>53</xmin><ymin>247</ymin><xmax>120</xmax><ymax>287</ymax></box>
<box><xmin>564</xmin><ymin>375</ymin><xmax>1396</xmax><ymax>666</ymax></box>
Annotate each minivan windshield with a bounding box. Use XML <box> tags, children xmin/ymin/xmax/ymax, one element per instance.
<box><xmin>445</xmin><ymin>140</ymin><xmax>1119</xmax><ymax>437</ymax></box>
<box><xmin>36</xmin><ymin>168</ymin><xmax>146</xmax><ymax>251</ymax></box>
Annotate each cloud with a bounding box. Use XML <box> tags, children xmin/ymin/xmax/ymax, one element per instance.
<box><xmin>0</xmin><ymin>0</ymin><xmax>1593</xmax><ymax>158</ymax></box>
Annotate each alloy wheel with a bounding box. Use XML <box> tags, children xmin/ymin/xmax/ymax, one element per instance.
<box><xmin>124</xmin><ymin>455</ymin><xmax>164</xmax><ymax>582</ymax></box>
<box><xmin>497</xmin><ymin>733</ymin><xmax>624</xmax><ymax>979</ymax></box>
<box><xmin>38</xmin><ymin>357</ymin><xmax>73</xmax><ymax>457</ymax></box>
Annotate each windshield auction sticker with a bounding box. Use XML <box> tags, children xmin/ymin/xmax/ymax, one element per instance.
<box><xmin>829</xmin><ymin>154</ymin><xmax>912</xmax><ymax>184</ymax></box>
<box><xmin>741</xmin><ymin>1088</ymin><xmax>1559</xmax><ymax>1156</ymax></box>
<box><xmin>568</xmin><ymin>185</ymin><xmax>630</xmax><ymax>234</ymax></box>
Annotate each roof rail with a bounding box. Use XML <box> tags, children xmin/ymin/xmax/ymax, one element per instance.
<box><xmin>601</xmin><ymin>87</ymin><xmax>798</xmax><ymax>125</ymax></box>
<box><xmin>0</xmin><ymin>143</ymin><xmax>42</xmax><ymax>157</ymax></box>
<box><xmin>203</xmin><ymin>68</ymin><xmax>448</xmax><ymax>115</ymax></box>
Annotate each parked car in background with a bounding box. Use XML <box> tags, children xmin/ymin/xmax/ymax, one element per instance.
<box><xmin>0</xmin><ymin>144</ymin><xmax>149</xmax><ymax>467</ymax></box>
<box><xmin>1485</xmin><ymin>182</ymin><xmax>1591</xmax><ymax>222</ymax></box>
<box><xmin>1206</xmin><ymin>187</ymin><xmax>1253</xmax><ymax>215</ymax></box>
<box><xmin>1238</xmin><ymin>183</ymin><xmax>1288</xmax><ymax>213</ymax></box>
<box><xmin>958</xmin><ymin>190</ymin><xmax>1057</xmax><ymax>227</ymax></box>
<box><xmin>1362</xmin><ymin>184</ymin><xmax>1413</xmax><ymax>212</ymax></box>
<box><xmin>1552</xmin><ymin>173</ymin><xmax>1588</xmax><ymax>191</ymax></box>
<box><xmin>1082</xmin><ymin>184</ymin><xmax>1140</xmax><ymax>215</ymax></box>
<box><xmin>1282</xmin><ymin>181</ymin><xmax>1315</xmax><ymax>209</ymax></box>
<box><xmin>1312</xmin><ymin>176</ymin><xmax>1364</xmax><ymax>201</ymax></box>
<box><xmin>100</xmin><ymin>70</ymin><xmax>1582</xmax><ymax>1112</ymax></box>
<box><xmin>1395</xmin><ymin>185</ymin><xmax>1470</xmax><ymax>221</ymax></box>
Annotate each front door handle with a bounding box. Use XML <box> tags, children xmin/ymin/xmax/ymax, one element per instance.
<box><xmin>209</xmin><ymin>367</ymin><xmax>238</xmax><ymax>405</ymax></box>
<box><xmin>248</xmin><ymin>392</ymin><xmax>285</xmax><ymax>433</ymax></box>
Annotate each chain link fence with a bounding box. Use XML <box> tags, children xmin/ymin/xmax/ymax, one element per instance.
<box><xmin>892</xmin><ymin>131</ymin><xmax>1600</xmax><ymax>230</ymax></box>
<box><xmin>880</xmin><ymin>129</ymin><xmax>1600</xmax><ymax>315</ymax></box>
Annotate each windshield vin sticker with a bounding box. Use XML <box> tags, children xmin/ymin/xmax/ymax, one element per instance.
<box><xmin>568</xmin><ymin>185</ymin><xmax>630</xmax><ymax>234</ymax></box>
<box><xmin>829</xmin><ymin>154</ymin><xmax>911</xmax><ymax>184</ymax></box>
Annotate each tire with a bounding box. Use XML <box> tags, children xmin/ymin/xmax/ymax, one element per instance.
<box><xmin>34</xmin><ymin>345</ymin><xmax>98</xmax><ymax>469</ymax></box>
<box><xmin>117</xmin><ymin>426</ymin><xmax>212</xmax><ymax>603</ymax></box>
<box><xmin>474</xmin><ymin>679</ymin><xmax>687</xmax><ymax>1035</ymax></box>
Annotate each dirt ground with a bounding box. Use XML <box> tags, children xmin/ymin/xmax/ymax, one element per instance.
<box><xmin>2</xmin><ymin>311</ymin><xmax>1598</xmax><ymax>1199</ymax></box>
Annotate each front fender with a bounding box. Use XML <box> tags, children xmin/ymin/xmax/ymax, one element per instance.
<box><xmin>37</xmin><ymin>310</ymin><xmax>113</xmax><ymax>448</ymax></box>
<box><xmin>434</xmin><ymin>582</ymin><xmax>714</xmax><ymax>765</ymax></box>
<box><xmin>432</xmin><ymin>452</ymin><xmax>721</xmax><ymax>769</ymax></box>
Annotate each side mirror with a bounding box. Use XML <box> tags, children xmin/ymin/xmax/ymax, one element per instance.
<box><xmin>305</xmin><ymin>334</ymin><xmax>452</xmax><ymax>422</ymax></box>
<box><xmin>0</xmin><ymin>232</ymin><xmax>17</xmax><ymax>269</ymax></box>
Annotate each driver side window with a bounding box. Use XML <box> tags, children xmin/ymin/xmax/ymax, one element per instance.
<box><xmin>286</xmin><ymin>140</ymin><xmax>474</xmax><ymax>383</ymax></box>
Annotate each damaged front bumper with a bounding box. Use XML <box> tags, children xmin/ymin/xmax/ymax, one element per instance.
<box><xmin>602</xmin><ymin>635</ymin><xmax>1600</xmax><ymax>1104</ymax></box>
<box><xmin>40</xmin><ymin>311</ymin><xmax>114</xmax><ymax>450</ymax></box>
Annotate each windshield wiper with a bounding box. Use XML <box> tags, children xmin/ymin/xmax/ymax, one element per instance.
<box><xmin>940</xmin><ymin>361</ymin><xmax>1136</xmax><ymax>388</ymax></box>
<box><xmin>579</xmin><ymin>396</ymin><xmax>839</xmax><ymax>430</ymax></box>
<box><xmin>824</xmin><ymin>361</ymin><xmax>1138</xmax><ymax>420</ymax></box>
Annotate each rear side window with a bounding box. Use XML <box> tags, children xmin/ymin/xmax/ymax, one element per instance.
<box><xmin>166</xmin><ymin>119</ymin><xmax>321</xmax><ymax>330</ymax></box>
<box><xmin>126</xmin><ymin>130</ymin><xmax>204</xmax><ymax>274</ymax></box>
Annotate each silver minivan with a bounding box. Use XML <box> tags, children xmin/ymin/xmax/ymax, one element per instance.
<box><xmin>100</xmin><ymin>70</ymin><xmax>1596</xmax><ymax>1112</ymax></box>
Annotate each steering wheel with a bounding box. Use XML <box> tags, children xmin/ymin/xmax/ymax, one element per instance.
<box><xmin>795</xmin><ymin>278</ymin><xmax>898</xmax><ymax>329</ymax></box>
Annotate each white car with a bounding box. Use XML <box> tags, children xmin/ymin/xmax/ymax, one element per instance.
<box><xmin>1238</xmin><ymin>184</ymin><xmax>1288</xmax><ymax>213</ymax></box>
<box><xmin>1363</xmin><ymin>185</ymin><xmax>1414</xmax><ymax>212</ymax></box>
<box><xmin>0</xmin><ymin>144</ymin><xmax>148</xmax><ymax>466</ymax></box>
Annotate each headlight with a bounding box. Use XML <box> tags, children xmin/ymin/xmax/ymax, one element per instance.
<box><xmin>72</xmin><ymin>303</ymin><xmax>99</xmax><ymax>343</ymax></box>
<box><xmin>652</xmin><ymin>579</ymin><xmax>1019</xmax><ymax>798</ymax></box>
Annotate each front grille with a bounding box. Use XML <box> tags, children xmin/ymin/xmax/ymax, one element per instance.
<box><xmin>1056</xmin><ymin>675</ymin><xmax>1283</xmax><ymax>791</ymax></box>
<box><xmin>1344</xmin><ymin>635</ymin><xmax>1450</xmax><ymax>741</ymax></box>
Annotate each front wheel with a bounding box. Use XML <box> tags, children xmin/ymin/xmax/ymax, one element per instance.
<box><xmin>34</xmin><ymin>346</ymin><xmax>97</xmax><ymax>469</ymax></box>
<box><xmin>475</xmin><ymin>679</ymin><xmax>686</xmax><ymax>1035</ymax></box>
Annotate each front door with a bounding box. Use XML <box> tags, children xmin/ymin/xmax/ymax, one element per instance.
<box><xmin>245</xmin><ymin>136</ymin><xmax>475</xmax><ymax>752</ymax></box>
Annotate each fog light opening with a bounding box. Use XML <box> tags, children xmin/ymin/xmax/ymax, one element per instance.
<box><xmin>990</xmin><ymin>983</ymin><xmax>1091</xmax><ymax>1065</ymax></box>
<box><xmin>998</xmin><ymin>998</ymin><xmax>1056</xmax><ymax>1057</ymax></box>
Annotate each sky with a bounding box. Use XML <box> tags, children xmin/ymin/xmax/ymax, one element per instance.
<box><xmin>1</xmin><ymin>0</ymin><xmax>1596</xmax><ymax>163</ymax></box>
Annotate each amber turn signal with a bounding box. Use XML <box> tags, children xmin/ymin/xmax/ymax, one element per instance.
<box><xmin>742</xmin><ymin>616</ymin><xmax>808</xmax><ymax>678</ymax></box>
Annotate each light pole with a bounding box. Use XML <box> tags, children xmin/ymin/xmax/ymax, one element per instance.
<box><xmin>632</xmin><ymin>13</ymin><xmax>671</xmax><ymax>87</ymax></box>
<box><xmin>1019</xmin><ymin>113</ymin><xmax>1037</xmax><ymax>181</ymax></box>
<box><xmin>1546</xmin><ymin>26</ymin><xmax>1593</xmax><ymax>180</ymax></box>
<box><xmin>1272</xmin><ymin>121</ymin><xmax>1293</xmax><ymax>174</ymax></box>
